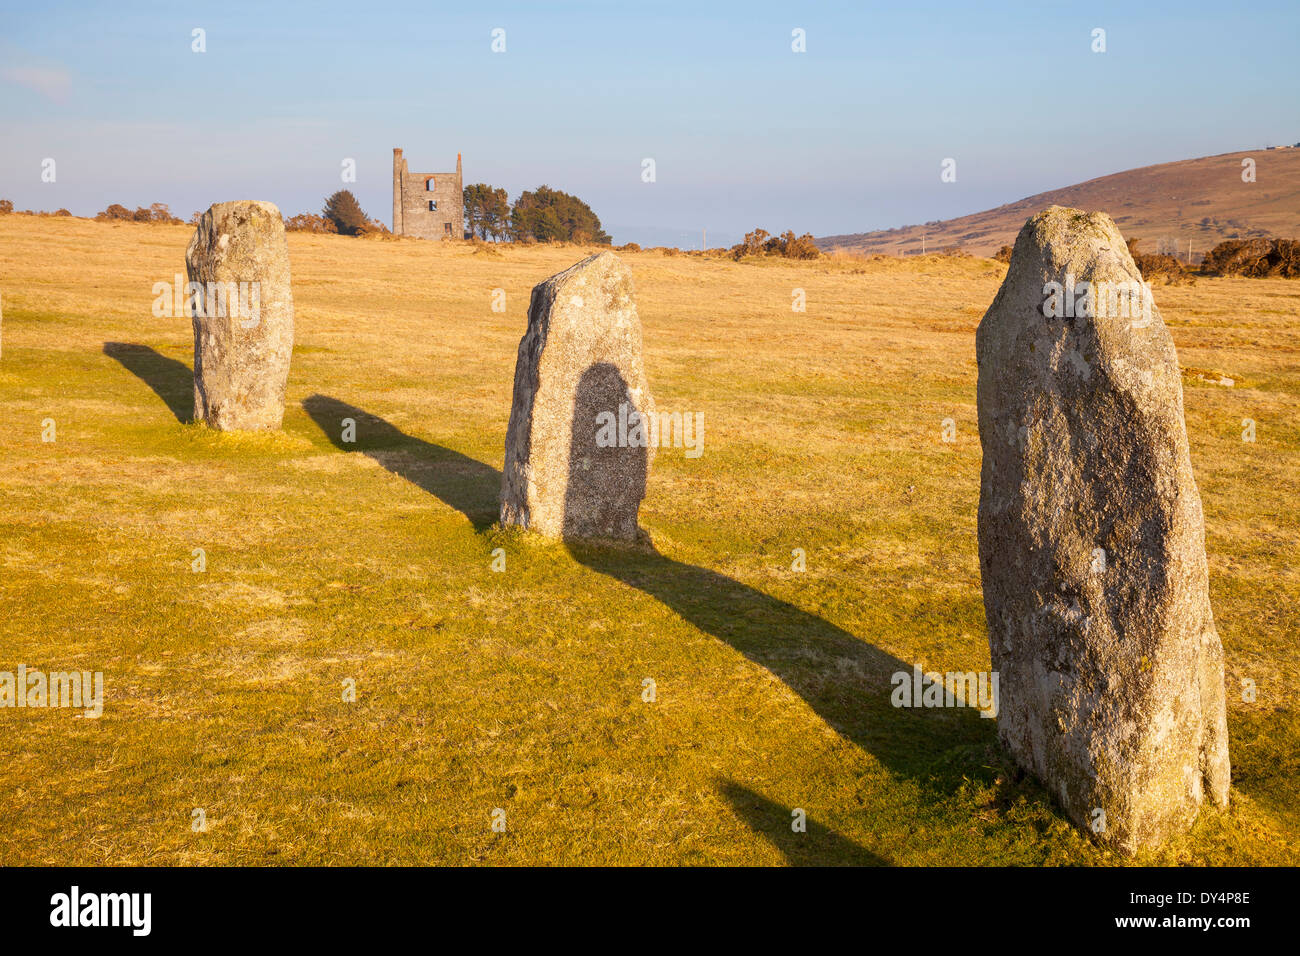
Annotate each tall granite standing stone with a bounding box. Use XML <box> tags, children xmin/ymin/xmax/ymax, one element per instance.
<box><xmin>975</xmin><ymin>206</ymin><xmax>1230</xmax><ymax>854</ymax></box>
<box><xmin>501</xmin><ymin>252</ymin><xmax>655</xmax><ymax>541</ymax></box>
<box><xmin>186</xmin><ymin>201</ymin><xmax>294</xmax><ymax>430</ymax></box>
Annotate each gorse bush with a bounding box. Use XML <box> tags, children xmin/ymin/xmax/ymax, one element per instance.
<box><xmin>1127</xmin><ymin>238</ymin><xmax>1194</xmax><ymax>285</ymax></box>
<box><xmin>285</xmin><ymin>213</ymin><xmax>338</xmax><ymax>234</ymax></box>
<box><xmin>97</xmin><ymin>204</ymin><xmax>129</xmax><ymax>221</ymax></box>
<box><xmin>731</xmin><ymin>227</ymin><xmax>821</xmax><ymax>260</ymax></box>
<box><xmin>95</xmin><ymin>202</ymin><xmax>183</xmax><ymax>224</ymax></box>
<box><xmin>1200</xmin><ymin>238</ymin><xmax>1300</xmax><ymax>278</ymax></box>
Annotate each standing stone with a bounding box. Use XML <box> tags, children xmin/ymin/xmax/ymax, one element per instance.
<box><xmin>186</xmin><ymin>201</ymin><xmax>294</xmax><ymax>430</ymax></box>
<box><xmin>501</xmin><ymin>252</ymin><xmax>655</xmax><ymax>540</ymax></box>
<box><xmin>976</xmin><ymin>206</ymin><xmax>1229</xmax><ymax>854</ymax></box>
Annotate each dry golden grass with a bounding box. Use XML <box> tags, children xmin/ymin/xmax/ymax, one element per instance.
<box><xmin>0</xmin><ymin>214</ymin><xmax>1296</xmax><ymax>865</ymax></box>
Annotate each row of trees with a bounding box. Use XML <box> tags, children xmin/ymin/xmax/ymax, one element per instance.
<box><xmin>464</xmin><ymin>183</ymin><xmax>611</xmax><ymax>244</ymax></box>
<box><xmin>299</xmin><ymin>185</ymin><xmax>613</xmax><ymax>243</ymax></box>
<box><xmin>462</xmin><ymin>184</ymin><xmax>510</xmax><ymax>240</ymax></box>
<box><xmin>7</xmin><ymin>187</ymin><xmax>672</xmax><ymax>254</ymax></box>
<box><xmin>305</xmin><ymin>186</ymin><xmax>612</xmax><ymax>244</ymax></box>
<box><xmin>5</xmin><ymin>184</ymin><xmax>614</xmax><ymax>246</ymax></box>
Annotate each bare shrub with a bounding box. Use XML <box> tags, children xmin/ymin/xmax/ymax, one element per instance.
<box><xmin>96</xmin><ymin>204</ymin><xmax>132</xmax><ymax>221</ymax></box>
<box><xmin>731</xmin><ymin>227</ymin><xmax>821</xmax><ymax>260</ymax></box>
<box><xmin>1200</xmin><ymin>238</ymin><xmax>1300</xmax><ymax>278</ymax></box>
<box><xmin>1127</xmin><ymin>238</ymin><xmax>1194</xmax><ymax>285</ymax></box>
<box><xmin>285</xmin><ymin>213</ymin><xmax>338</xmax><ymax>234</ymax></box>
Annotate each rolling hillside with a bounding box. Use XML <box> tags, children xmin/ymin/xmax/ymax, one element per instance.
<box><xmin>819</xmin><ymin>148</ymin><xmax>1300</xmax><ymax>260</ymax></box>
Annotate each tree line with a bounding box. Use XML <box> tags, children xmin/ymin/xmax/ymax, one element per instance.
<box><xmin>295</xmin><ymin>185</ymin><xmax>613</xmax><ymax>244</ymax></box>
<box><xmin>2</xmin><ymin>188</ymin><xmax>612</xmax><ymax>246</ymax></box>
<box><xmin>462</xmin><ymin>184</ymin><xmax>610</xmax><ymax>244</ymax></box>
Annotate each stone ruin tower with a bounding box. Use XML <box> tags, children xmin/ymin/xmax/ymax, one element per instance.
<box><xmin>392</xmin><ymin>147</ymin><xmax>463</xmax><ymax>239</ymax></box>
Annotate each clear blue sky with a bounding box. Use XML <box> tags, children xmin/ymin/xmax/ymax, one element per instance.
<box><xmin>2</xmin><ymin>0</ymin><xmax>1296</xmax><ymax>246</ymax></box>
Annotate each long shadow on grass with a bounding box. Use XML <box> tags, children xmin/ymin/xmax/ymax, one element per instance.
<box><xmin>103</xmin><ymin>342</ymin><xmax>192</xmax><ymax>423</ymax></box>
<box><xmin>720</xmin><ymin>782</ymin><xmax>890</xmax><ymax>865</ymax></box>
<box><xmin>1225</xmin><ymin>706</ymin><xmax>1300</xmax><ymax>821</ymax></box>
<box><xmin>564</xmin><ymin>537</ymin><xmax>994</xmax><ymax>791</ymax></box>
<box><xmin>301</xmin><ymin>394</ymin><xmax>993</xmax><ymax>794</ymax></box>
<box><xmin>302</xmin><ymin>395</ymin><xmax>499</xmax><ymax>532</ymax></box>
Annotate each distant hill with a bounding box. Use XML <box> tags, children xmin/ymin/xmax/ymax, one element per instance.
<box><xmin>818</xmin><ymin>148</ymin><xmax>1300</xmax><ymax>261</ymax></box>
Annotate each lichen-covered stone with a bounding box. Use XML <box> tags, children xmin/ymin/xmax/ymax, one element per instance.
<box><xmin>186</xmin><ymin>201</ymin><xmax>294</xmax><ymax>430</ymax></box>
<box><xmin>976</xmin><ymin>205</ymin><xmax>1230</xmax><ymax>853</ymax></box>
<box><xmin>501</xmin><ymin>252</ymin><xmax>654</xmax><ymax>540</ymax></box>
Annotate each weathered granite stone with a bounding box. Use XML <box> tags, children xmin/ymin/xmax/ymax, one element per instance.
<box><xmin>501</xmin><ymin>252</ymin><xmax>655</xmax><ymax>540</ymax></box>
<box><xmin>976</xmin><ymin>205</ymin><xmax>1230</xmax><ymax>854</ymax></box>
<box><xmin>186</xmin><ymin>201</ymin><xmax>294</xmax><ymax>430</ymax></box>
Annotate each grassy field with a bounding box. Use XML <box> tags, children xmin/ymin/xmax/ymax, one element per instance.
<box><xmin>1</xmin><ymin>215</ymin><xmax>1297</xmax><ymax>865</ymax></box>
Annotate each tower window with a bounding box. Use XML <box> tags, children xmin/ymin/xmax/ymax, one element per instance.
<box><xmin>426</xmin><ymin>178</ymin><xmax>435</xmax><ymax>191</ymax></box>
<box><xmin>428</xmin><ymin>200</ymin><xmax>438</xmax><ymax>211</ymax></box>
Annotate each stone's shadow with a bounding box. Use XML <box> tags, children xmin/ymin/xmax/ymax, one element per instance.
<box><xmin>103</xmin><ymin>342</ymin><xmax>192</xmax><ymax>423</ymax></box>
<box><xmin>302</xmin><ymin>393</ymin><xmax>995</xmax><ymax>792</ymax></box>
<box><xmin>1225</xmin><ymin>705</ymin><xmax>1299</xmax><ymax>818</ymax></box>
<box><xmin>562</xmin><ymin>538</ymin><xmax>997</xmax><ymax>786</ymax></box>
<box><xmin>301</xmin><ymin>394</ymin><xmax>499</xmax><ymax>532</ymax></box>
<box><xmin>564</xmin><ymin>363</ymin><xmax>647</xmax><ymax>541</ymax></box>
<box><xmin>719</xmin><ymin>781</ymin><xmax>891</xmax><ymax>866</ymax></box>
